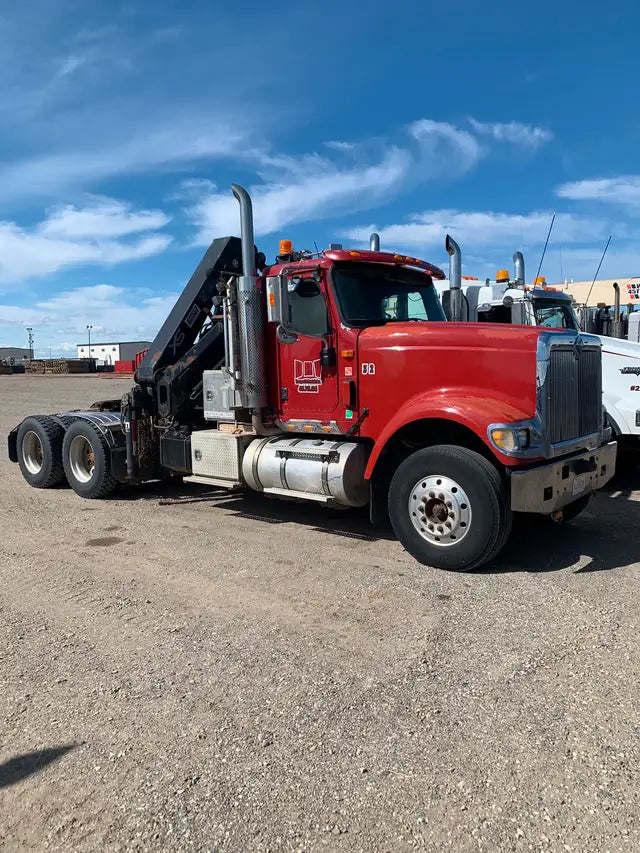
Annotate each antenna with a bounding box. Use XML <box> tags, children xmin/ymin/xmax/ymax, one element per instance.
<box><xmin>313</xmin><ymin>241</ymin><xmax>319</xmax><ymax>255</ymax></box>
<box><xmin>585</xmin><ymin>235</ymin><xmax>612</xmax><ymax>306</ymax></box>
<box><xmin>534</xmin><ymin>212</ymin><xmax>555</xmax><ymax>284</ymax></box>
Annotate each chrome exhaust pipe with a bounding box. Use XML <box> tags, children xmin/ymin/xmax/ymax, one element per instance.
<box><xmin>231</xmin><ymin>184</ymin><xmax>266</xmax><ymax>411</ymax></box>
<box><xmin>446</xmin><ymin>235</ymin><xmax>462</xmax><ymax>322</ymax></box>
<box><xmin>513</xmin><ymin>251</ymin><xmax>525</xmax><ymax>287</ymax></box>
<box><xmin>369</xmin><ymin>232</ymin><xmax>380</xmax><ymax>252</ymax></box>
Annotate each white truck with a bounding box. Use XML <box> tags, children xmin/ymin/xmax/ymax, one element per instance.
<box><xmin>431</xmin><ymin>254</ymin><xmax>640</xmax><ymax>464</ymax></box>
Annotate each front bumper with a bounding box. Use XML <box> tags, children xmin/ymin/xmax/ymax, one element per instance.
<box><xmin>509</xmin><ymin>441</ymin><xmax>617</xmax><ymax>513</ymax></box>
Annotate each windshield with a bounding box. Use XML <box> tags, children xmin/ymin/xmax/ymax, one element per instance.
<box><xmin>532</xmin><ymin>298</ymin><xmax>579</xmax><ymax>331</ymax></box>
<box><xmin>332</xmin><ymin>262</ymin><xmax>446</xmax><ymax>328</ymax></box>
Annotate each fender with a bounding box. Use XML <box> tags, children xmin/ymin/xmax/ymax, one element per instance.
<box><xmin>8</xmin><ymin>411</ymin><xmax>128</xmax><ymax>479</ymax></box>
<box><xmin>363</xmin><ymin>392</ymin><xmax>534</xmax><ymax>479</ymax></box>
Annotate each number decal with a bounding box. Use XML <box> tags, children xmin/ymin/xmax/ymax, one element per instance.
<box><xmin>362</xmin><ymin>363</ymin><xmax>376</xmax><ymax>375</ymax></box>
<box><xmin>631</xmin><ymin>385</ymin><xmax>640</xmax><ymax>391</ymax></box>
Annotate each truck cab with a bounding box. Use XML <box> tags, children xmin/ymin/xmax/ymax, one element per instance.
<box><xmin>8</xmin><ymin>188</ymin><xmax>616</xmax><ymax>572</ymax></box>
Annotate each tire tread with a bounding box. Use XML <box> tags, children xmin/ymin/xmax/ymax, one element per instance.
<box><xmin>17</xmin><ymin>415</ymin><xmax>66</xmax><ymax>488</ymax></box>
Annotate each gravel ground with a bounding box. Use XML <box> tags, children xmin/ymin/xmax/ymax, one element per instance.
<box><xmin>1</xmin><ymin>375</ymin><xmax>640</xmax><ymax>853</ymax></box>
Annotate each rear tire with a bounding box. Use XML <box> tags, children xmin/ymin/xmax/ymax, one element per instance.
<box><xmin>62</xmin><ymin>420</ymin><xmax>117</xmax><ymax>499</ymax></box>
<box><xmin>16</xmin><ymin>416</ymin><xmax>66</xmax><ymax>488</ymax></box>
<box><xmin>388</xmin><ymin>445</ymin><xmax>512</xmax><ymax>572</ymax></box>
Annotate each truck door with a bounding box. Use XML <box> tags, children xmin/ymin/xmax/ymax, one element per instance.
<box><xmin>277</xmin><ymin>273</ymin><xmax>340</xmax><ymax>419</ymax></box>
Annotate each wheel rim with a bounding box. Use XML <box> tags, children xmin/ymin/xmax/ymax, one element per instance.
<box><xmin>408</xmin><ymin>475</ymin><xmax>472</xmax><ymax>547</ymax></box>
<box><xmin>68</xmin><ymin>435</ymin><xmax>95</xmax><ymax>483</ymax></box>
<box><xmin>22</xmin><ymin>430</ymin><xmax>44</xmax><ymax>474</ymax></box>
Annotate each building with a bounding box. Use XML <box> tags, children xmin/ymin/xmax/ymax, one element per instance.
<box><xmin>76</xmin><ymin>340</ymin><xmax>152</xmax><ymax>365</ymax></box>
<box><xmin>0</xmin><ymin>347</ymin><xmax>30</xmax><ymax>361</ymax></box>
<box><xmin>552</xmin><ymin>277</ymin><xmax>640</xmax><ymax>308</ymax></box>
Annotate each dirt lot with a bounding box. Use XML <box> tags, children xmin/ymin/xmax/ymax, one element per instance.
<box><xmin>1</xmin><ymin>375</ymin><xmax>640</xmax><ymax>852</ymax></box>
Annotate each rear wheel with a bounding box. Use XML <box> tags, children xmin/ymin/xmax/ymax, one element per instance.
<box><xmin>16</xmin><ymin>416</ymin><xmax>66</xmax><ymax>488</ymax></box>
<box><xmin>388</xmin><ymin>445</ymin><xmax>512</xmax><ymax>571</ymax></box>
<box><xmin>62</xmin><ymin>420</ymin><xmax>117</xmax><ymax>499</ymax></box>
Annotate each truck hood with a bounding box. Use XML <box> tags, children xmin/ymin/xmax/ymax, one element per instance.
<box><xmin>357</xmin><ymin>321</ymin><xmax>547</xmax><ymax>423</ymax></box>
<box><xmin>598</xmin><ymin>334</ymin><xmax>640</xmax><ymax>361</ymax></box>
<box><xmin>359</xmin><ymin>321</ymin><xmax>546</xmax><ymax>354</ymax></box>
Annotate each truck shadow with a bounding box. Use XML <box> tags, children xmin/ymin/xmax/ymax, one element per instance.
<box><xmin>126</xmin><ymin>478</ymin><xmax>395</xmax><ymax>542</ymax></box>
<box><xmin>127</xmin><ymin>475</ymin><xmax>639</xmax><ymax>573</ymax></box>
<box><xmin>485</xmin><ymin>465</ymin><xmax>640</xmax><ymax>574</ymax></box>
<box><xmin>0</xmin><ymin>744</ymin><xmax>75</xmax><ymax>790</ymax></box>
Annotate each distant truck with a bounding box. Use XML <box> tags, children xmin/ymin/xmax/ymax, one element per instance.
<box><xmin>432</xmin><ymin>256</ymin><xmax>640</xmax><ymax>463</ymax></box>
<box><xmin>7</xmin><ymin>188</ymin><xmax>615</xmax><ymax>572</ymax></box>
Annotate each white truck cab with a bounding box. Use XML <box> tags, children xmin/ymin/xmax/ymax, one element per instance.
<box><xmin>432</xmin><ymin>271</ymin><xmax>640</xmax><ymax>459</ymax></box>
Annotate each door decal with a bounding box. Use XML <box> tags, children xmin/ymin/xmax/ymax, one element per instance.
<box><xmin>294</xmin><ymin>359</ymin><xmax>322</xmax><ymax>393</ymax></box>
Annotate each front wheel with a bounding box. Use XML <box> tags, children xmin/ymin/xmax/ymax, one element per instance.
<box><xmin>62</xmin><ymin>420</ymin><xmax>118</xmax><ymax>499</ymax></box>
<box><xmin>388</xmin><ymin>445</ymin><xmax>512</xmax><ymax>572</ymax></box>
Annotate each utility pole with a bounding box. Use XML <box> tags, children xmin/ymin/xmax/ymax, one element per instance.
<box><xmin>87</xmin><ymin>325</ymin><xmax>93</xmax><ymax>360</ymax></box>
<box><xmin>26</xmin><ymin>327</ymin><xmax>34</xmax><ymax>360</ymax></box>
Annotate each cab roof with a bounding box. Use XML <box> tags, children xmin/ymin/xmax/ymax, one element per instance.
<box><xmin>264</xmin><ymin>248</ymin><xmax>446</xmax><ymax>280</ymax></box>
<box><xmin>324</xmin><ymin>248</ymin><xmax>446</xmax><ymax>279</ymax></box>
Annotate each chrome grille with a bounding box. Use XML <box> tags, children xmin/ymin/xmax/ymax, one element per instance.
<box><xmin>546</xmin><ymin>344</ymin><xmax>601</xmax><ymax>444</ymax></box>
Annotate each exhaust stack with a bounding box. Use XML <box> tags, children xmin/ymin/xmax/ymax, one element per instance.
<box><xmin>369</xmin><ymin>233</ymin><xmax>380</xmax><ymax>252</ymax></box>
<box><xmin>513</xmin><ymin>251</ymin><xmax>525</xmax><ymax>287</ymax></box>
<box><xmin>231</xmin><ymin>184</ymin><xmax>266</xmax><ymax>410</ymax></box>
<box><xmin>446</xmin><ymin>235</ymin><xmax>463</xmax><ymax>322</ymax></box>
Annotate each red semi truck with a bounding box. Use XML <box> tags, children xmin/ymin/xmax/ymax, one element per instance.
<box><xmin>8</xmin><ymin>185</ymin><xmax>615</xmax><ymax>571</ymax></box>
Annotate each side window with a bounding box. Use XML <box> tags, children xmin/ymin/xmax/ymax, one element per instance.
<box><xmin>384</xmin><ymin>292</ymin><xmax>429</xmax><ymax>321</ymax></box>
<box><xmin>478</xmin><ymin>305</ymin><xmax>512</xmax><ymax>324</ymax></box>
<box><xmin>406</xmin><ymin>293</ymin><xmax>428</xmax><ymax>320</ymax></box>
<box><xmin>288</xmin><ymin>277</ymin><xmax>329</xmax><ymax>337</ymax></box>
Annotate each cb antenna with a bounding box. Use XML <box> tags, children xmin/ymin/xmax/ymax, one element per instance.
<box><xmin>585</xmin><ymin>235</ymin><xmax>612</xmax><ymax>306</ymax></box>
<box><xmin>533</xmin><ymin>212</ymin><xmax>555</xmax><ymax>285</ymax></box>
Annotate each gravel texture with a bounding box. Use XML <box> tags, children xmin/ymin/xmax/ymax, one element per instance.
<box><xmin>1</xmin><ymin>374</ymin><xmax>640</xmax><ymax>852</ymax></box>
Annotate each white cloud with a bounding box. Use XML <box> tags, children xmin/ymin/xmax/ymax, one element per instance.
<box><xmin>468</xmin><ymin>119</ymin><xmax>553</xmax><ymax>148</ymax></box>
<box><xmin>346</xmin><ymin>210</ymin><xmax>608</xmax><ymax>253</ymax></box>
<box><xmin>40</xmin><ymin>198</ymin><xmax>170</xmax><ymax>239</ymax></box>
<box><xmin>556</xmin><ymin>175</ymin><xmax>640</xmax><ymax>208</ymax></box>
<box><xmin>187</xmin><ymin>117</ymin><xmax>495</xmax><ymax>243</ymax></box>
<box><xmin>56</xmin><ymin>54</ymin><xmax>87</xmax><ymax>78</ymax></box>
<box><xmin>0</xmin><ymin>284</ymin><xmax>180</xmax><ymax>349</ymax></box>
<box><xmin>0</xmin><ymin>198</ymin><xmax>171</xmax><ymax>283</ymax></box>
<box><xmin>324</xmin><ymin>141</ymin><xmax>355</xmax><ymax>152</ymax></box>
<box><xmin>409</xmin><ymin>119</ymin><xmax>482</xmax><ymax>168</ymax></box>
<box><xmin>0</xmin><ymin>119</ymin><xmax>252</xmax><ymax>203</ymax></box>
<box><xmin>188</xmin><ymin>147</ymin><xmax>411</xmax><ymax>242</ymax></box>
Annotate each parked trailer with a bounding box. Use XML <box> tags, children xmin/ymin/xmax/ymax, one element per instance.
<box><xmin>8</xmin><ymin>186</ymin><xmax>615</xmax><ymax>571</ymax></box>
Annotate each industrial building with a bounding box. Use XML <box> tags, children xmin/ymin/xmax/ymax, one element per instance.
<box><xmin>76</xmin><ymin>340</ymin><xmax>151</xmax><ymax>366</ymax></box>
<box><xmin>0</xmin><ymin>347</ymin><xmax>30</xmax><ymax>361</ymax></box>
<box><xmin>553</xmin><ymin>277</ymin><xmax>640</xmax><ymax>307</ymax></box>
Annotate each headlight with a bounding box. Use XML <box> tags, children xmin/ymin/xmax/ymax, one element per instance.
<box><xmin>490</xmin><ymin>427</ymin><xmax>530</xmax><ymax>452</ymax></box>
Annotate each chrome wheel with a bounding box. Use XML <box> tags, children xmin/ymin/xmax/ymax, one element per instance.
<box><xmin>408</xmin><ymin>474</ymin><xmax>472</xmax><ymax>547</ymax></box>
<box><xmin>22</xmin><ymin>430</ymin><xmax>44</xmax><ymax>475</ymax></box>
<box><xmin>68</xmin><ymin>434</ymin><xmax>95</xmax><ymax>484</ymax></box>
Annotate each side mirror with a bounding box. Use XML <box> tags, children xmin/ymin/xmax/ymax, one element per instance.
<box><xmin>320</xmin><ymin>343</ymin><xmax>336</xmax><ymax>368</ymax></box>
<box><xmin>510</xmin><ymin>302</ymin><xmax>526</xmax><ymax>324</ymax></box>
<box><xmin>266</xmin><ymin>274</ymin><xmax>287</xmax><ymax>324</ymax></box>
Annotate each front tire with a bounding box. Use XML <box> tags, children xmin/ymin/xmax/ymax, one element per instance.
<box><xmin>16</xmin><ymin>416</ymin><xmax>66</xmax><ymax>488</ymax></box>
<box><xmin>62</xmin><ymin>420</ymin><xmax>117</xmax><ymax>499</ymax></box>
<box><xmin>388</xmin><ymin>445</ymin><xmax>512</xmax><ymax>572</ymax></box>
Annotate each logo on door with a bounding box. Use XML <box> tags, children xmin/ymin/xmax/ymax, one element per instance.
<box><xmin>294</xmin><ymin>359</ymin><xmax>322</xmax><ymax>393</ymax></box>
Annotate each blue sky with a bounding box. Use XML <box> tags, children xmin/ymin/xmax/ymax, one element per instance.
<box><xmin>1</xmin><ymin>0</ymin><xmax>639</xmax><ymax>354</ymax></box>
